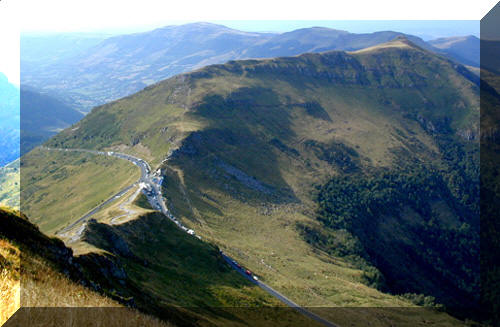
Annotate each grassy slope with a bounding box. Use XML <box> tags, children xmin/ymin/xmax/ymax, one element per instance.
<box><xmin>86</xmin><ymin>212</ymin><xmax>276</xmax><ymax>307</ymax></box>
<box><xmin>0</xmin><ymin>160</ymin><xmax>20</xmax><ymax>209</ymax></box>
<box><xmin>157</xmin><ymin>41</ymin><xmax>477</xmax><ymax>312</ymax></box>
<box><xmin>21</xmin><ymin>149</ymin><xmax>139</xmax><ymax>234</ymax></box>
<box><xmin>22</xmin><ymin>39</ymin><xmax>478</xmax><ymax>325</ymax></box>
<box><xmin>132</xmin><ymin>192</ymin><xmax>154</xmax><ymax>210</ymax></box>
<box><xmin>0</xmin><ymin>238</ymin><xmax>19</xmax><ymax>325</ymax></box>
<box><xmin>86</xmin><ymin>186</ymin><xmax>154</xmax><ymax>228</ymax></box>
<box><xmin>36</xmin><ymin>209</ymin><xmax>319</xmax><ymax>326</ymax></box>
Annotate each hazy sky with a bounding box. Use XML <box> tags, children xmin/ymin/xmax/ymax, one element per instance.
<box><xmin>0</xmin><ymin>0</ymin><xmax>19</xmax><ymax>85</ymax></box>
<box><xmin>0</xmin><ymin>0</ymin><xmax>498</xmax><ymax>86</ymax></box>
<box><xmin>18</xmin><ymin>0</ymin><xmax>496</xmax><ymax>33</ymax></box>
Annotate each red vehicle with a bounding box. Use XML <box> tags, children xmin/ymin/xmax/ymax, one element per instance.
<box><xmin>245</xmin><ymin>269</ymin><xmax>252</xmax><ymax>276</ymax></box>
<box><xmin>236</xmin><ymin>263</ymin><xmax>241</xmax><ymax>268</ymax></box>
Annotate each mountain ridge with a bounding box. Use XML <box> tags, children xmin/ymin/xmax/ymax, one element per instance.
<box><xmin>20</xmin><ymin>23</ymin><xmax>474</xmax><ymax>112</ymax></box>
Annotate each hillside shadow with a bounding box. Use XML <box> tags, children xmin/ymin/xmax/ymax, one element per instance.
<box><xmin>80</xmin><ymin>212</ymin><xmax>276</xmax><ymax>324</ymax></box>
<box><xmin>171</xmin><ymin>86</ymin><xmax>314</xmax><ymax>205</ymax></box>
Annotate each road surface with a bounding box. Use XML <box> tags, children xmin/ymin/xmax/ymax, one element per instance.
<box><xmin>222</xmin><ymin>254</ymin><xmax>338</xmax><ymax>327</ymax></box>
<box><xmin>60</xmin><ymin>183</ymin><xmax>136</xmax><ymax>235</ymax></box>
<box><xmin>43</xmin><ymin>146</ymin><xmax>338</xmax><ymax>327</ymax></box>
<box><xmin>42</xmin><ymin>147</ymin><xmax>163</xmax><ymax>235</ymax></box>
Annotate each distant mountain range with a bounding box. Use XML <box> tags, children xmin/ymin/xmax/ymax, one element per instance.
<box><xmin>0</xmin><ymin>73</ymin><xmax>19</xmax><ymax>129</ymax></box>
<box><xmin>21</xmin><ymin>22</ymin><xmax>480</xmax><ymax>112</ymax></box>
<box><xmin>0</xmin><ymin>75</ymin><xmax>83</xmax><ymax>163</ymax></box>
<box><xmin>428</xmin><ymin>35</ymin><xmax>480</xmax><ymax>67</ymax></box>
<box><xmin>20</xmin><ymin>87</ymin><xmax>83</xmax><ymax>154</ymax></box>
<box><xmin>0</xmin><ymin>73</ymin><xmax>19</xmax><ymax>166</ymax></box>
<box><xmin>21</xmin><ymin>33</ymin><xmax>109</xmax><ymax>69</ymax></box>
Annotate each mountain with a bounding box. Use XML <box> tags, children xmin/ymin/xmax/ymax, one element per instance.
<box><xmin>20</xmin><ymin>87</ymin><xmax>83</xmax><ymax>154</ymax></box>
<box><xmin>243</xmin><ymin>27</ymin><xmax>434</xmax><ymax>58</ymax></box>
<box><xmin>0</xmin><ymin>73</ymin><xmax>19</xmax><ymax>124</ymax></box>
<box><xmin>21</xmin><ymin>23</ymin><xmax>456</xmax><ymax>113</ymax></box>
<box><xmin>0</xmin><ymin>128</ymin><xmax>19</xmax><ymax>167</ymax></box>
<box><xmin>22</xmin><ymin>38</ymin><xmax>480</xmax><ymax>325</ymax></box>
<box><xmin>428</xmin><ymin>35</ymin><xmax>480</xmax><ymax>67</ymax></box>
<box><xmin>20</xmin><ymin>23</ymin><xmax>275</xmax><ymax>111</ymax></box>
<box><xmin>21</xmin><ymin>33</ymin><xmax>109</xmax><ymax>69</ymax></box>
<box><xmin>0</xmin><ymin>73</ymin><xmax>20</xmax><ymax>166</ymax></box>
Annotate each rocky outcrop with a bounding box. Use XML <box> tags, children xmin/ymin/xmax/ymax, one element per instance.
<box><xmin>217</xmin><ymin>159</ymin><xmax>274</xmax><ymax>194</ymax></box>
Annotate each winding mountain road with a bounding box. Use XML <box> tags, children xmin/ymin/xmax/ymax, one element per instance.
<box><xmin>42</xmin><ymin>146</ymin><xmax>338</xmax><ymax>327</ymax></box>
<box><xmin>42</xmin><ymin>147</ymin><xmax>159</xmax><ymax>235</ymax></box>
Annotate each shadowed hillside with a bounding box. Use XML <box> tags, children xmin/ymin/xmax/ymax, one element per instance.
<box><xmin>0</xmin><ymin>160</ymin><xmax>19</xmax><ymax>209</ymax></box>
<box><xmin>20</xmin><ymin>87</ymin><xmax>83</xmax><ymax>154</ymax></box>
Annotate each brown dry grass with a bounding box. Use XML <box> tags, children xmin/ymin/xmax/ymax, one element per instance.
<box><xmin>20</xmin><ymin>254</ymin><xmax>120</xmax><ymax>308</ymax></box>
<box><xmin>6</xmin><ymin>307</ymin><xmax>174</xmax><ymax>327</ymax></box>
<box><xmin>0</xmin><ymin>238</ymin><xmax>173</xmax><ymax>326</ymax></box>
<box><xmin>0</xmin><ymin>239</ymin><xmax>20</xmax><ymax>326</ymax></box>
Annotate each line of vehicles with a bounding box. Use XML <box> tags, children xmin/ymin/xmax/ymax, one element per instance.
<box><xmin>221</xmin><ymin>252</ymin><xmax>259</xmax><ymax>281</ymax></box>
<box><xmin>138</xmin><ymin>166</ymin><xmax>203</xmax><ymax>241</ymax></box>
<box><xmin>127</xmin><ymin>152</ymin><xmax>259</xmax><ymax>283</ymax></box>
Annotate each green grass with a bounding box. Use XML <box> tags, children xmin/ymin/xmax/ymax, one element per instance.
<box><xmin>132</xmin><ymin>192</ymin><xmax>153</xmax><ymax>210</ymax></box>
<box><xmin>161</xmin><ymin>166</ymin><xmax>469</xmax><ymax>326</ymax></box>
<box><xmin>163</xmin><ymin>162</ymin><xmax>410</xmax><ymax>306</ymax></box>
<box><xmin>80</xmin><ymin>212</ymin><xmax>325</xmax><ymax>326</ymax></box>
<box><xmin>87</xmin><ymin>213</ymin><xmax>274</xmax><ymax>306</ymax></box>
<box><xmin>21</xmin><ymin>149</ymin><xmax>140</xmax><ymax>234</ymax></box>
<box><xmin>0</xmin><ymin>159</ymin><xmax>20</xmax><ymax>209</ymax></box>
